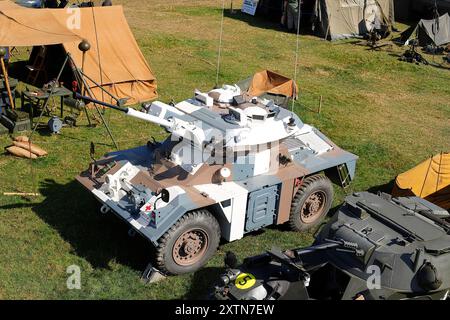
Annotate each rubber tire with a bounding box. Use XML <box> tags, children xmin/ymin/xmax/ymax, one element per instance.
<box><xmin>289</xmin><ymin>175</ymin><xmax>334</xmax><ymax>232</ymax></box>
<box><xmin>156</xmin><ymin>210</ymin><xmax>221</xmax><ymax>275</ymax></box>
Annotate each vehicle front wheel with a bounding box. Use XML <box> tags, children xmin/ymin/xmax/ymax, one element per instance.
<box><xmin>156</xmin><ymin>209</ymin><xmax>221</xmax><ymax>275</ymax></box>
<box><xmin>289</xmin><ymin>175</ymin><xmax>334</xmax><ymax>232</ymax></box>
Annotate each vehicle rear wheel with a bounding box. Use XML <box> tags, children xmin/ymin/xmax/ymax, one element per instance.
<box><xmin>156</xmin><ymin>209</ymin><xmax>221</xmax><ymax>275</ymax></box>
<box><xmin>289</xmin><ymin>175</ymin><xmax>333</xmax><ymax>232</ymax></box>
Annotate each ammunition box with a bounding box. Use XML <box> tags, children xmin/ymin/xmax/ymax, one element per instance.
<box><xmin>12</xmin><ymin>118</ymin><xmax>32</xmax><ymax>133</ymax></box>
<box><xmin>0</xmin><ymin>115</ymin><xmax>14</xmax><ymax>131</ymax></box>
<box><xmin>6</xmin><ymin>109</ymin><xmax>29</xmax><ymax>121</ymax></box>
<box><xmin>0</xmin><ymin>115</ymin><xmax>31</xmax><ymax>133</ymax></box>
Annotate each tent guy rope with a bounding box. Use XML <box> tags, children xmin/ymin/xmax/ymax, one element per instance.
<box><xmin>91</xmin><ymin>7</ymin><xmax>105</xmax><ymax>104</ymax></box>
<box><xmin>215</xmin><ymin>0</ymin><xmax>226</xmax><ymax>87</ymax></box>
<box><xmin>291</xmin><ymin>0</ymin><xmax>302</xmax><ymax>113</ymax></box>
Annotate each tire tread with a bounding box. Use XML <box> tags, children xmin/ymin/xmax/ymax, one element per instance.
<box><xmin>155</xmin><ymin>209</ymin><xmax>221</xmax><ymax>275</ymax></box>
<box><xmin>288</xmin><ymin>174</ymin><xmax>333</xmax><ymax>232</ymax></box>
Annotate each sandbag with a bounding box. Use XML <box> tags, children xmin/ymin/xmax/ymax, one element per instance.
<box><xmin>14</xmin><ymin>136</ymin><xmax>29</xmax><ymax>143</ymax></box>
<box><xmin>6</xmin><ymin>146</ymin><xmax>38</xmax><ymax>159</ymax></box>
<box><xmin>12</xmin><ymin>141</ymin><xmax>47</xmax><ymax>157</ymax></box>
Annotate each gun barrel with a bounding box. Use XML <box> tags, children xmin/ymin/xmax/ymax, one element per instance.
<box><xmin>126</xmin><ymin>107</ymin><xmax>173</xmax><ymax>128</ymax></box>
<box><xmin>74</xmin><ymin>92</ymin><xmax>173</xmax><ymax>128</ymax></box>
<box><xmin>294</xmin><ymin>242</ymin><xmax>340</xmax><ymax>256</ymax></box>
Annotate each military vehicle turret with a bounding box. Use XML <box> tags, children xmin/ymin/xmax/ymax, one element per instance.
<box><xmin>213</xmin><ymin>192</ymin><xmax>450</xmax><ymax>300</ymax></box>
<box><xmin>75</xmin><ymin>81</ymin><xmax>358</xmax><ymax>275</ymax></box>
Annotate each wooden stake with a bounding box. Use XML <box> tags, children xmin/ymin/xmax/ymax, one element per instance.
<box><xmin>0</xmin><ymin>57</ymin><xmax>15</xmax><ymax>110</ymax></box>
<box><xmin>3</xmin><ymin>192</ymin><xmax>40</xmax><ymax>197</ymax></box>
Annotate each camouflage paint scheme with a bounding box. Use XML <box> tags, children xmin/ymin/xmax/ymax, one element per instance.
<box><xmin>77</xmin><ymin>84</ymin><xmax>358</xmax><ymax>247</ymax></box>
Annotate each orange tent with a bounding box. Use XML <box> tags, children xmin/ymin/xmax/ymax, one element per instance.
<box><xmin>247</xmin><ymin>70</ymin><xmax>298</xmax><ymax>99</ymax></box>
<box><xmin>0</xmin><ymin>1</ymin><xmax>157</xmax><ymax>105</ymax></box>
<box><xmin>393</xmin><ymin>153</ymin><xmax>450</xmax><ymax>210</ymax></box>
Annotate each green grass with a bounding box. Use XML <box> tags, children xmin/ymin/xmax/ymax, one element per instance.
<box><xmin>0</xmin><ymin>0</ymin><xmax>449</xmax><ymax>299</ymax></box>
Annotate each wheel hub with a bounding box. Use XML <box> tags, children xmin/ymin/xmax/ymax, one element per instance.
<box><xmin>301</xmin><ymin>191</ymin><xmax>327</xmax><ymax>224</ymax></box>
<box><xmin>173</xmin><ymin>229</ymin><xmax>208</xmax><ymax>266</ymax></box>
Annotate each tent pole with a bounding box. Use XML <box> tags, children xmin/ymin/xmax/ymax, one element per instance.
<box><xmin>77</xmin><ymin>41</ymin><xmax>93</xmax><ymax>127</ymax></box>
<box><xmin>0</xmin><ymin>48</ymin><xmax>15</xmax><ymax>110</ymax></box>
<box><xmin>91</xmin><ymin>8</ymin><xmax>105</xmax><ymax>104</ymax></box>
<box><xmin>432</xmin><ymin>0</ymin><xmax>439</xmax><ymax>65</ymax></box>
<box><xmin>74</xmin><ymin>66</ymin><xmax>93</xmax><ymax>128</ymax></box>
<box><xmin>419</xmin><ymin>155</ymin><xmax>434</xmax><ymax>198</ymax></box>
<box><xmin>77</xmin><ymin>71</ymin><xmax>119</xmax><ymax>150</ymax></box>
<box><xmin>436</xmin><ymin>152</ymin><xmax>443</xmax><ymax>193</ymax></box>
<box><xmin>69</xmin><ymin>55</ymin><xmax>119</xmax><ymax>150</ymax></box>
<box><xmin>77</xmin><ymin>69</ymin><xmax>122</xmax><ymax>105</ymax></box>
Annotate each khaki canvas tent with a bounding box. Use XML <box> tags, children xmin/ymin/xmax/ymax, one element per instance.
<box><xmin>312</xmin><ymin>0</ymin><xmax>395</xmax><ymax>40</ymax></box>
<box><xmin>0</xmin><ymin>1</ymin><xmax>157</xmax><ymax>105</ymax></box>
<box><xmin>392</xmin><ymin>153</ymin><xmax>450</xmax><ymax>210</ymax></box>
<box><xmin>399</xmin><ymin>13</ymin><xmax>450</xmax><ymax>46</ymax></box>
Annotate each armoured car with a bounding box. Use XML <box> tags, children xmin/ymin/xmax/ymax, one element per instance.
<box><xmin>76</xmin><ymin>82</ymin><xmax>358</xmax><ymax>275</ymax></box>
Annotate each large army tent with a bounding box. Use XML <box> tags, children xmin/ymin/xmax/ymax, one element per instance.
<box><xmin>392</xmin><ymin>153</ymin><xmax>450</xmax><ymax>210</ymax></box>
<box><xmin>399</xmin><ymin>13</ymin><xmax>450</xmax><ymax>46</ymax></box>
<box><xmin>0</xmin><ymin>0</ymin><xmax>157</xmax><ymax>105</ymax></box>
<box><xmin>312</xmin><ymin>0</ymin><xmax>395</xmax><ymax>40</ymax></box>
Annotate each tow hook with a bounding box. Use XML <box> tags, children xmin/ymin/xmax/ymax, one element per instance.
<box><xmin>128</xmin><ymin>229</ymin><xmax>137</xmax><ymax>237</ymax></box>
<box><xmin>100</xmin><ymin>204</ymin><xmax>111</xmax><ymax>214</ymax></box>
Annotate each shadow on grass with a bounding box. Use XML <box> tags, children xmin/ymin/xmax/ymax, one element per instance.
<box><xmin>184</xmin><ymin>267</ymin><xmax>225</xmax><ymax>300</ymax></box>
<box><xmin>367</xmin><ymin>179</ymin><xmax>396</xmax><ymax>194</ymax></box>
<box><xmin>271</xmin><ymin>201</ymin><xmax>343</xmax><ymax>235</ymax></box>
<box><xmin>182</xmin><ymin>204</ymin><xmax>346</xmax><ymax>300</ymax></box>
<box><xmin>31</xmin><ymin>179</ymin><xmax>152</xmax><ymax>271</ymax></box>
<box><xmin>224</xmin><ymin>9</ymin><xmax>314</xmax><ymax>36</ymax></box>
<box><xmin>388</xmin><ymin>52</ymin><xmax>450</xmax><ymax>70</ymax></box>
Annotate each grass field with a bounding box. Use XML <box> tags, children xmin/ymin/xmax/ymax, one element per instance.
<box><xmin>0</xmin><ymin>0</ymin><xmax>449</xmax><ymax>299</ymax></box>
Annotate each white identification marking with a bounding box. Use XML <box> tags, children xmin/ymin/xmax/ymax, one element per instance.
<box><xmin>129</xmin><ymin>219</ymin><xmax>143</xmax><ymax>230</ymax></box>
